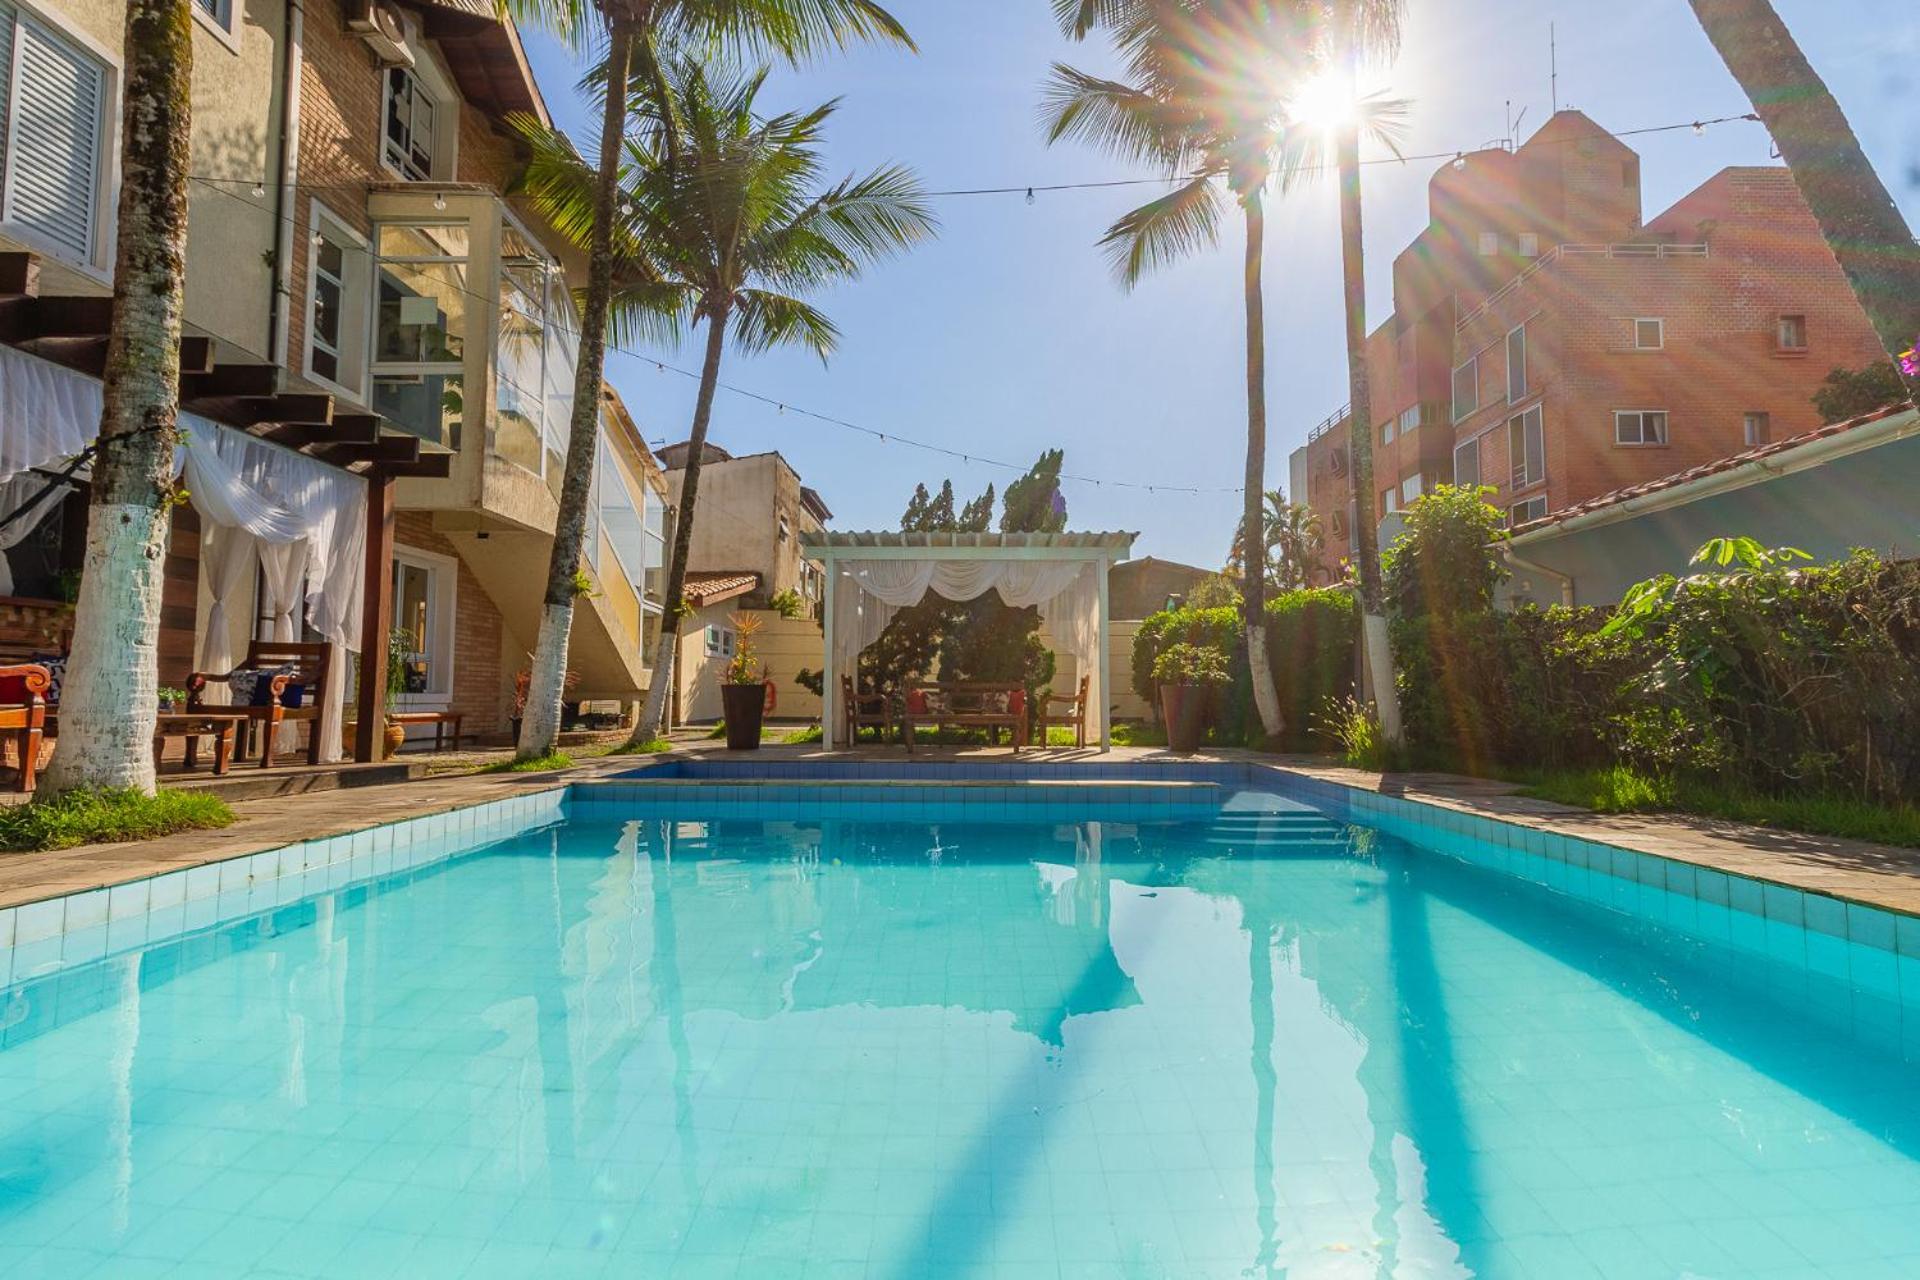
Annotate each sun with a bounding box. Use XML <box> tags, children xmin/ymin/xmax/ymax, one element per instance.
<box><xmin>1285</xmin><ymin>70</ymin><xmax>1356</xmax><ymax>135</ymax></box>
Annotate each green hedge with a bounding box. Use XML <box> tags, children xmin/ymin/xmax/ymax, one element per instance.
<box><xmin>1131</xmin><ymin>590</ymin><xmax>1356</xmax><ymax>748</ymax></box>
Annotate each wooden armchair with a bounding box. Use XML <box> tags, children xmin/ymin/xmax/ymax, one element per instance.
<box><xmin>187</xmin><ymin>640</ymin><xmax>333</xmax><ymax>767</ymax></box>
<box><xmin>840</xmin><ymin>676</ymin><xmax>897</xmax><ymax>747</ymax></box>
<box><xmin>0</xmin><ymin>664</ymin><xmax>50</xmax><ymax>792</ymax></box>
<box><xmin>1036</xmin><ymin>675</ymin><xmax>1091</xmax><ymax>748</ymax></box>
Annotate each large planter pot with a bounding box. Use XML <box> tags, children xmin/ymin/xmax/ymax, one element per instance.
<box><xmin>720</xmin><ymin>682</ymin><xmax>769</xmax><ymax>750</ymax></box>
<box><xmin>1158</xmin><ymin>683</ymin><xmax>1211</xmax><ymax>755</ymax></box>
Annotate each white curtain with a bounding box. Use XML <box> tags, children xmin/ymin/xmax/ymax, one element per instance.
<box><xmin>831</xmin><ymin>557</ymin><xmax>1103</xmax><ymax>739</ymax></box>
<box><xmin>0</xmin><ymin>343</ymin><xmax>368</xmax><ymax>761</ymax></box>
<box><xmin>196</xmin><ymin>526</ymin><xmax>258</xmax><ymax>706</ymax></box>
<box><xmin>0</xmin><ymin>473</ymin><xmax>74</xmax><ymax>596</ymax></box>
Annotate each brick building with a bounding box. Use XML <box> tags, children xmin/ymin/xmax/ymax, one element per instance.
<box><xmin>1287</xmin><ymin>110</ymin><xmax>1887</xmax><ymax>584</ymax></box>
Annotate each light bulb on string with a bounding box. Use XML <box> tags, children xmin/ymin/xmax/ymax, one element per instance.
<box><xmin>1691</xmin><ymin>121</ymin><xmax>1706</xmax><ymax>136</ymax></box>
<box><xmin>251</xmin><ymin>182</ymin><xmax>266</xmax><ymax>199</ymax></box>
<box><xmin>1025</xmin><ymin>188</ymin><xmax>1036</xmax><ymax>206</ymax></box>
<box><xmin>433</xmin><ymin>193</ymin><xmax>447</xmax><ymax>211</ymax></box>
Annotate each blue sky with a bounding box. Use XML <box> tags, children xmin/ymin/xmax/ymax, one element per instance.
<box><xmin>520</xmin><ymin>1</ymin><xmax>1916</xmax><ymax>569</ymax></box>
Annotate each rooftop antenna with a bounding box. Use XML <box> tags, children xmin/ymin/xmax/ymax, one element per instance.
<box><xmin>1550</xmin><ymin>23</ymin><xmax>1559</xmax><ymax>114</ymax></box>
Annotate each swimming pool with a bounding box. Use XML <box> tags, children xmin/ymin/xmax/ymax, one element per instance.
<box><xmin>2</xmin><ymin>765</ymin><xmax>1917</xmax><ymax>1278</ymax></box>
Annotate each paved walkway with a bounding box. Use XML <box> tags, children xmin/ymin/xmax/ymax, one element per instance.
<box><xmin>2</xmin><ymin>740</ymin><xmax>1917</xmax><ymax>920</ymax></box>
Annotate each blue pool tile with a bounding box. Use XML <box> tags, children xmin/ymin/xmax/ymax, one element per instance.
<box><xmin>1764</xmin><ymin>883</ymin><xmax>1806</xmax><ymax>927</ymax></box>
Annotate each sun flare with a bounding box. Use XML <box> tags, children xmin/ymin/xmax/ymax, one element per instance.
<box><xmin>1285</xmin><ymin>70</ymin><xmax>1356</xmax><ymax>134</ymax></box>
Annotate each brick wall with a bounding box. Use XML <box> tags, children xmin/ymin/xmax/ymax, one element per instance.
<box><xmin>394</xmin><ymin>512</ymin><xmax>510</xmax><ymax>736</ymax></box>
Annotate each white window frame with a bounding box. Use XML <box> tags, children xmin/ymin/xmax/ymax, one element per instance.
<box><xmin>1380</xmin><ymin>419</ymin><xmax>1394</xmax><ymax>446</ymax></box>
<box><xmin>1380</xmin><ymin>485</ymin><xmax>1397</xmax><ymax>514</ymax></box>
<box><xmin>1506</xmin><ymin>324</ymin><xmax>1527</xmax><ymax>402</ymax></box>
<box><xmin>303</xmin><ymin>201</ymin><xmax>371</xmax><ymax>402</ymax></box>
<box><xmin>1453</xmin><ymin>436</ymin><xmax>1481</xmax><ymax>488</ymax></box>
<box><xmin>1743</xmin><ymin>412</ymin><xmax>1770</xmax><ymax>448</ymax></box>
<box><xmin>1508</xmin><ymin>403</ymin><xmax>1546</xmax><ymax>489</ymax></box>
<box><xmin>1397</xmin><ymin>405</ymin><xmax>1421</xmax><ymax>436</ymax></box>
<box><xmin>1776</xmin><ymin>313</ymin><xmax>1808</xmax><ymax>352</ymax></box>
<box><xmin>1632</xmin><ymin>318</ymin><xmax>1664</xmax><ymax>351</ymax></box>
<box><xmin>0</xmin><ymin>3</ymin><xmax>120</xmax><ymax>277</ymax></box>
<box><xmin>378</xmin><ymin>24</ymin><xmax>457</xmax><ymax>183</ymax></box>
<box><xmin>1614</xmin><ymin>409</ymin><xmax>1669</xmax><ymax>447</ymax></box>
<box><xmin>390</xmin><ymin>544</ymin><xmax>457</xmax><ymax>708</ymax></box>
<box><xmin>1477</xmin><ymin>231</ymin><xmax>1499</xmax><ymax>257</ymax></box>
<box><xmin>371</xmin><ymin>219</ymin><xmax>469</xmax><ymax>449</ymax></box>
<box><xmin>705</xmin><ymin>625</ymin><xmax>736</xmax><ymax>659</ymax></box>
<box><xmin>190</xmin><ymin>0</ymin><xmax>242</xmax><ymax>52</ymax></box>
<box><xmin>1451</xmin><ymin>357</ymin><xmax>1479</xmax><ymax>423</ymax></box>
<box><xmin>1517</xmin><ymin>232</ymin><xmax>1539</xmax><ymax>258</ymax></box>
<box><xmin>1401</xmin><ymin>474</ymin><xmax>1423</xmax><ymax>505</ymax></box>
<box><xmin>1509</xmin><ymin>495</ymin><xmax>1548</xmax><ymax>525</ymax></box>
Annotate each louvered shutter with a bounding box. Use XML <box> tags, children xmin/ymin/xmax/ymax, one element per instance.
<box><xmin>4</xmin><ymin>13</ymin><xmax>104</xmax><ymax>263</ymax></box>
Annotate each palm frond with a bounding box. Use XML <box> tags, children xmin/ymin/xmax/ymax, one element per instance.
<box><xmin>731</xmin><ymin>288</ymin><xmax>839</xmax><ymax>359</ymax></box>
<box><xmin>664</xmin><ymin>0</ymin><xmax>914</xmax><ymax>61</ymax></box>
<box><xmin>1098</xmin><ymin>174</ymin><xmax>1223</xmax><ymax>287</ymax></box>
<box><xmin>1039</xmin><ymin>64</ymin><xmax>1198</xmax><ymax>171</ymax></box>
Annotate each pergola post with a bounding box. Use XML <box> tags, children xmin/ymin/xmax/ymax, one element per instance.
<box><xmin>1097</xmin><ymin>554</ymin><xmax>1112</xmax><ymax>752</ymax></box>
<box><xmin>821</xmin><ymin>559</ymin><xmax>838</xmax><ymax>747</ymax></box>
<box><xmin>353</xmin><ymin>472</ymin><xmax>395</xmax><ymax>763</ymax></box>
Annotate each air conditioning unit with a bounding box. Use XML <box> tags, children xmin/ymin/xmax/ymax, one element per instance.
<box><xmin>1329</xmin><ymin>446</ymin><xmax>1349</xmax><ymax>478</ymax></box>
<box><xmin>354</xmin><ymin>4</ymin><xmax>415</xmax><ymax>68</ymax></box>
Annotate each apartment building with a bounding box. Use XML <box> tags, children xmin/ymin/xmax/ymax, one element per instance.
<box><xmin>1288</xmin><ymin>110</ymin><xmax>1886</xmax><ymax>584</ymax></box>
<box><xmin>282</xmin><ymin>0</ymin><xmax>672</xmax><ymax>740</ymax></box>
<box><xmin>0</xmin><ymin>0</ymin><xmax>668</xmax><ymax>761</ymax></box>
<box><xmin>657</xmin><ymin>441</ymin><xmax>833</xmax><ymax>617</ymax></box>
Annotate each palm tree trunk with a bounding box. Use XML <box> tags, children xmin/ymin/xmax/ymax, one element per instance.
<box><xmin>1337</xmin><ymin>117</ymin><xmax>1403</xmax><ymax>747</ymax></box>
<box><xmin>633</xmin><ymin>306</ymin><xmax>730</xmax><ymax>743</ymax></box>
<box><xmin>1689</xmin><ymin>0</ymin><xmax>1920</xmax><ymax>388</ymax></box>
<box><xmin>40</xmin><ymin>0</ymin><xmax>193</xmax><ymax>796</ymax></box>
<box><xmin>516</xmin><ymin>14</ymin><xmax>635</xmax><ymax>760</ymax></box>
<box><xmin>1241</xmin><ymin>193</ymin><xmax>1285</xmax><ymax>743</ymax></box>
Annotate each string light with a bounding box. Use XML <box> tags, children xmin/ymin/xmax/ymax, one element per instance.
<box><xmin>1025</xmin><ymin>187</ymin><xmax>1036</xmax><ymax>206</ymax></box>
<box><xmin>1691</xmin><ymin>121</ymin><xmax>1706</xmax><ymax>136</ymax></box>
<box><xmin>251</xmin><ymin>182</ymin><xmax>266</xmax><ymax>199</ymax></box>
<box><xmin>432</xmin><ymin>193</ymin><xmax>447</xmax><ymax>211</ymax></box>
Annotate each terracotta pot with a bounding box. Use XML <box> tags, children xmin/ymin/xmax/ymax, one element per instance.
<box><xmin>1158</xmin><ymin>684</ymin><xmax>1211</xmax><ymax>755</ymax></box>
<box><xmin>720</xmin><ymin>682</ymin><xmax>768</xmax><ymax>750</ymax></box>
<box><xmin>382</xmin><ymin>720</ymin><xmax>407</xmax><ymax>759</ymax></box>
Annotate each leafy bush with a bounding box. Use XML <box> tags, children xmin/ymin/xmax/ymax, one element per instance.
<box><xmin>0</xmin><ymin>788</ymin><xmax>233</xmax><ymax>852</ymax></box>
<box><xmin>1131</xmin><ymin>590</ymin><xmax>1356</xmax><ymax>749</ymax></box>
<box><xmin>767</xmin><ymin>588</ymin><xmax>806</xmax><ymax>619</ymax></box>
<box><xmin>1811</xmin><ymin>361</ymin><xmax>1907</xmax><ymax>425</ymax></box>
<box><xmin>1381</xmin><ymin>484</ymin><xmax>1508</xmax><ymax>619</ymax></box>
<box><xmin>1151</xmin><ymin>643</ymin><xmax>1232</xmax><ymax>686</ymax></box>
<box><xmin>1316</xmin><ymin>696</ymin><xmax>1407</xmax><ymax>773</ymax></box>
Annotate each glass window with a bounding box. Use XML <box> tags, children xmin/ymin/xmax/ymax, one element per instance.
<box><xmin>1380</xmin><ymin>419</ymin><xmax>1394</xmax><ymax>446</ymax></box>
<box><xmin>1777</xmin><ymin>314</ymin><xmax>1807</xmax><ymax>351</ymax></box>
<box><xmin>1400</xmin><ymin>474</ymin><xmax>1423</xmax><ymax>504</ymax></box>
<box><xmin>1517</xmin><ymin>232</ymin><xmax>1539</xmax><ymax>258</ymax></box>
<box><xmin>1508</xmin><ymin>405</ymin><xmax>1545</xmax><ymax>488</ymax></box>
<box><xmin>1453</xmin><ymin>437</ymin><xmax>1481</xmax><ymax>488</ymax></box>
<box><xmin>705</xmin><ymin>627</ymin><xmax>735</xmax><ymax>658</ymax></box>
<box><xmin>372</xmin><ymin>374</ymin><xmax>463</xmax><ymax>449</ymax></box>
<box><xmin>383</xmin><ymin>65</ymin><xmax>437</xmax><ymax>181</ymax></box>
<box><xmin>1744</xmin><ymin>412</ymin><xmax>1770</xmax><ymax>447</ymax></box>
<box><xmin>306</xmin><ymin>212</ymin><xmax>370</xmax><ymax>396</ymax></box>
<box><xmin>1509</xmin><ymin>495</ymin><xmax>1548</xmax><ymax>525</ymax></box>
<box><xmin>393</xmin><ymin>560</ymin><xmax>434</xmax><ymax>694</ymax></box>
<box><xmin>1477</xmin><ymin>232</ymin><xmax>1498</xmax><ymax>256</ymax></box>
<box><xmin>373</xmin><ymin>222</ymin><xmax>468</xmax><ymax>448</ymax></box>
<box><xmin>376</xmin><ymin>261</ymin><xmax>466</xmax><ymax>365</ymax></box>
<box><xmin>1397</xmin><ymin>405</ymin><xmax>1420</xmax><ymax>436</ymax></box>
<box><xmin>1614</xmin><ymin>410</ymin><xmax>1669</xmax><ymax>446</ymax></box>
<box><xmin>1380</xmin><ymin>486</ymin><xmax>1396</xmax><ymax>514</ymax></box>
<box><xmin>1451</xmin><ymin>359</ymin><xmax>1478</xmax><ymax>422</ymax></box>
<box><xmin>1633</xmin><ymin>318</ymin><xmax>1664</xmax><ymax>350</ymax></box>
<box><xmin>1506</xmin><ymin>325</ymin><xmax>1527</xmax><ymax>402</ymax></box>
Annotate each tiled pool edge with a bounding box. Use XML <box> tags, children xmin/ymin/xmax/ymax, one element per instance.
<box><xmin>1260</xmin><ymin>764</ymin><xmax>1920</xmax><ymax>977</ymax></box>
<box><xmin>0</xmin><ymin>788</ymin><xmax>568</xmax><ymax>989</ymax></box>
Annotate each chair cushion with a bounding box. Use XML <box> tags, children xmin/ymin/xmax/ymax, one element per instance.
<box><xmin>28</xmin><ymin>654</ymin><xmax>64</xmax><ymax>706</ymax></box>
<box><xmin>905</xmin><ymin>689</ymin><xmax>928</xmax><ymax>716</ymax></box>
<box><xmin>231</xmin><ymin>664</ymin><xmax>297</xmax><ymax>706</ymax></box>
<box><xmin>1007</xmin><ymin>689</ymin><xmax>1026</xmax><ymax>718</ymax></box>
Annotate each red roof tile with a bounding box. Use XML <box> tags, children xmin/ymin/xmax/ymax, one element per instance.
<box><xmin>683</xmin><ymin>572</ymin><xmax>760</xmax><ymax>606</ymax></box>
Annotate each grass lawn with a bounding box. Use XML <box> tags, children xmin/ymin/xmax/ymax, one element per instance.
<box><xmin>0</xmin><ymin>787</ymin><xmax>234</xmax><ymax>853</ymax></box>
<box><xmin>1515</xmin><ymin>765</ymin><xmax>1920</xmax><ymax>850</ymax></box>
<box><xmin>479</xmin><ymin>751</ymin><xmax>574</xmax><ymax>773</ymax></box>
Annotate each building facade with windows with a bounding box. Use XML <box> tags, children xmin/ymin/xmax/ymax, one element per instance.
<box><xmin>281</xmin><ymin>0</ymin><xmax>674</xmax><ymax>739</ymax></box>
<box><xmin>1287</xmin><ymin>110</ymin><xmax>1886</xmax><ymax>584</ymax></box>
<box><xmin>656</xmin><ymin>441</ymin><xmax>833</xmax><ymax>618</ymax></box>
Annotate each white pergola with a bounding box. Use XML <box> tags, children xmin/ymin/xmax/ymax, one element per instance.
<box><xmin>803</xmin><ymin>531</ymin><xmax>1136</xmax><ymax>750</ymax></box>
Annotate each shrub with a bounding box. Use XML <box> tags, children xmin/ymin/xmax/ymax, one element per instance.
<box><xmin>1316</xmin><ymin>696</ymin><xmax>1407</xmax><ymax>773</ymax></box>
<box><xmin>1151</xmin><ymin>643</ymin><xmax>1232</xmax><ymax>686</ymax></box>
<box><xmin>0</xmin><ymin>788</ymin><xmax>233</xmax><ymax>852</ymax></box>
<box><xmin>768</xmin><ymin>588</ymin><xmax>805</xmax><ymax>619</ymax></box>
<box><xmin>1811</xmin><ymin>361</ymin><xmax>1907</xmax><ymax>425</ymax></box>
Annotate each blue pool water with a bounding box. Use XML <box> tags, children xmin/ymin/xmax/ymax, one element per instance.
<box><xmin>3</xmin><ymin>784</ymin><xmax>1920</xmax><ymax>1278</ymax></box>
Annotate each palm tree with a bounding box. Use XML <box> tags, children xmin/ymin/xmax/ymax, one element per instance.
<box><xmin>1688</xmin><ymin>0</ymin><xmax>1920</xmax><ymax>392</ymax></box>
<box><xmin>1264</xmin><ymin>493</ymin><xmax>1323</xmax><ymax>591</ymax></box>
<box><xmin>518</xmin><ymin>60</ymin><xmax>934</xmax><ymax>748</ymax></box>
<box><xmin>1319</xmin><ymin>0</ymin><xmax>1408</xmax><ymax>745</ymax></box>
<box><xmin>41</xmin><ymin>0</ymin><xmax>194</xmax><ymax>796</ymax></box>
<box><xmin>503</xmin><ymin>0</ymin><xmax>912</xmax><ymax>760</ymax></box>
<box><xmin>1042</xmin><ymin>0</ymin><xmax>1319</xmax><ymax>744</ymax></box>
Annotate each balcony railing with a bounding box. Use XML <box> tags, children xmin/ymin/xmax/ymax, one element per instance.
<box><xmin>1456</xmin><ymin>241</ymin><xmax>1710</xmax><ymax>334</ymax></box>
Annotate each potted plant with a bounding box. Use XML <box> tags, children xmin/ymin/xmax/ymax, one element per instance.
<box><xmin>511</xmin><ymin>665</ymin><xmax>580</xmax><ymax>742</ymax></box>
<box><xmin>381</xmin><ymin>627</ymin><xmax>412</xmax><ymax>759</ymax></box>
<box><xmin>719</xmin><ymin>613</ymin><xmax>773</xmax><ymax>750</ymax></box>
<box><xmin>157</xmin><ymin>686</ymin><xmax>186</xmax><ymax>714</ymax></box>
<box><xmin>1152</xmin><ymin>642</ymin><xmax>1231</xmax><ymax>754</ymax></box>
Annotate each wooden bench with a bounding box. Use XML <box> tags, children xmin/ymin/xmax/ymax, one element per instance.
<box><xmin>186</xmin><ymin>640</ymin><xmax>333</xmax><ymax>768</ymax></box>
<box><xmin>48</xmin><ymin>711</ymin><xmax>249</xmax><ymax>777</ymax></box>
<box><xmin>350</xmin><ymin>710</ymin><xmax>467</xmax><ymax>752</ymax></box>
<box><xmin>1036</xmin><ymin>675</ymin><xmax>1091</xmax><ymax>748</ymax></box>
<box><xmin>0</xmin><ymin>664</ymin><xmax>51</xmax><ymax>792</ymax></box>
<box><xmin>840</xmin><ymin>676</ymin><xmax>897</xmax><ymax>745</ymax></box>
<box><xmin>900</xmin><ymin>682</ymin><xmax>1029</xmax><ymax>753</ymax></box>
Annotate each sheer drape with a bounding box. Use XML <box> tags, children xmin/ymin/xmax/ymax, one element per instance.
<box><xmin>0</xmin><ymin>473</ymin><xmax>73</xmax><ymax>596</ymax></box>
<box><xmin>196</xmin><ymin>526</ymin><xmax>258</xmax><ymax>706</ymax></box>
<box><xmin>0</xmin><ymin>343</ymin><xmax>368</xmax><ymax>761</ymax></box>
<box><xmin>831</xmin><ymin>557</ymin><xmax>1102</xmax><ymax>739</ymax></box>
